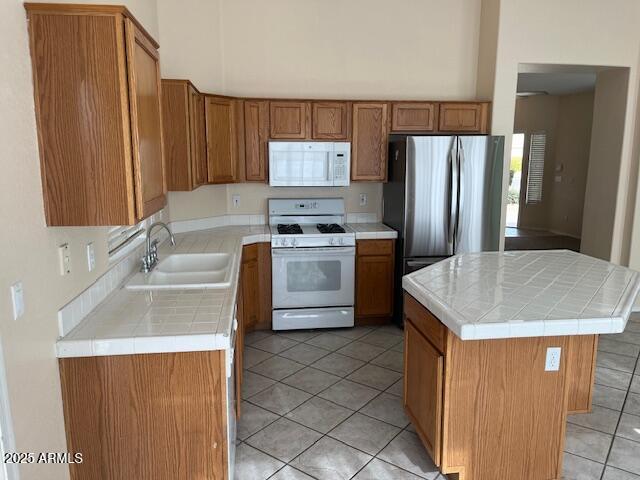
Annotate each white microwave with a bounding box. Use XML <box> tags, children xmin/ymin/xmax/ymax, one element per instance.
<box><xmin>268</xmin><ymin>141</ymin><xmax>350</xmax><ymax>187</ymax></box>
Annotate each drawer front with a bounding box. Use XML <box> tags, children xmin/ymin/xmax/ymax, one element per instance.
<box><xmin>357</xmin><ymin>239</ymin><xmax>393</xmax><ymax>256</ymax></box>
<box><xmin>404</xmin><ymin>293</ymin><xmax>446</xmax><ymax>353</ymax></box>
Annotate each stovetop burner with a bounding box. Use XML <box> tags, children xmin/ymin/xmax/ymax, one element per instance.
<box><xmin>317</xmin><ymin>223</ymin><xmax>346</xmax><ymax>234</ymax></box>
<box><xmin>277</xmin><ymin>224</ymin><xmax>303</xmax><ymax>235</ymax></box>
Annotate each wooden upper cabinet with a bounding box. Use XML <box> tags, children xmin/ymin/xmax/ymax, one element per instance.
<box><xmin>391</xmin><ymin>102</ymin><xmax>436</xmax><ymax>132</ymax></box>
<box><xmin>244</xmin><ymin>100</ymin><xmax>269</xmax><ymax>182</ymax></box>
<box><xmin>161</xmin><ymin>80</ymin><xmax>206</xmax><ymax>191</ymax></box>
<box><xmin>351</xmin><ymin>102</ymin><xmax>389</xmax><ymax>181</ymax></box>
<box><xmin>189</xmin><ymin>88</ymin><xmax>208</xmax><ymax>187</ymax></box>
<box><xmin>312</xmin><ymin>102</ymin><xmax>350</xmax><ymax>139</ymax></box>
<box><xmin>270</xmin><ymin>101</ymin><xmax>311</xmax><ymax>139</ymax></box>
<box><xmin>438</xmin><ymin>102</ymin><xmax>489</xmax><ymax>133</ymax></box>
<box><xmin>205</xmin><ymin>96</ymin><xmax>239</xmax><ymax>184</ymax></box>
<box><xmin>25</xmin><ymin>4</ymin><xmax>165</xmax><ymax>225</ymax></box>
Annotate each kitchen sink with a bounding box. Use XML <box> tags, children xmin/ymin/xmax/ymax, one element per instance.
<box><xmin>125</xmin><ymin>253</ymin><xmax>233</xmax><ymax>290</ymax></box>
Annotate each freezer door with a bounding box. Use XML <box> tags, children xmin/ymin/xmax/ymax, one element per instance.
<box><xmin>455</xmin><ymin>136</ymin><xmax>504</xmax><ymax>253</ymax></box>
<box><xmin>404</xmin><ymin>136</ymin><xmax>456</xmax><ymax>258</ymax></box>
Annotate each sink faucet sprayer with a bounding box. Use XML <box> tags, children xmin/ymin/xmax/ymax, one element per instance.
<box><xmin>141</xmin><ymin>222</ymin><xmax>176</xmax><ymax>273</ymax></box>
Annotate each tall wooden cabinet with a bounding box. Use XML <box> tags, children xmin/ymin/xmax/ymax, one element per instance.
<box><xmin>161</xmin><ymin>80</ymin><xmax>206</xmax><ymax>191</ymax></box>
<box><xmin>25</xmin><ymin>4</ymin><xmax>166</xmax><ymax>225</ymax></box>
<box><xmin>206</xmin><ymin>96</ymin><xmax>241</xmax><ymax>184</ymax></box>
<box><xmin>351</xmin><ymin>103</ymin><xmax>389</xmax><ymax>181</ymax></box>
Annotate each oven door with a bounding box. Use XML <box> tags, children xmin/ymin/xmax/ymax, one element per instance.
<box><xmin>272</xmin><ymin>246</ymin><xmax>355</xmax><ymax>308</ymax></box>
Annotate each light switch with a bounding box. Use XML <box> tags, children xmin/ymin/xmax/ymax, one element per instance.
<box><xmin>58</xmin><ymin>243</ymin><xmax>71</xmax><ymax>276</ymax></box>
<box><xmin>232</xmin><ymin>194</ymin><xmax>240</xmax><ymax>208</ymax></box>
<box><xmin>359</xmin><ymin>193</ymin><xmax>367</xmax><ymax>206</ymax></box>
<box><xmin>10</xmin><ymin>282</ymin><xmax>24</xmax><ymax>320</ymax></box>
<box><xmin>86</xmin><ymin>242</ymin><xmax>96</xmax><ymax>272</ymax></box>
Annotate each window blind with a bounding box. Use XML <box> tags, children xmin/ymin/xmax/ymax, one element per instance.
<box><xmin>526</xmin><ymin>132</ymin><xmax>546</xmax><ymax>204</ymax></box>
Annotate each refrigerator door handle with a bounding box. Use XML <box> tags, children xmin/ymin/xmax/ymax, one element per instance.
<box><xmin>448</xmin><ymin>141</ymin><xmax>459</xmax><ymax>254</ymax></box>
<box><xmin>455</xmin><ymin>138</ymin><xmax>464</xmax><ymax>247</ymax></box>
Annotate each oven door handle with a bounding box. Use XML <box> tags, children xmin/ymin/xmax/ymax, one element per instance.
<box><xmin>271</xmin><ymin>247</ymin><xmax>356</xmax><ymax>256</ymax></box>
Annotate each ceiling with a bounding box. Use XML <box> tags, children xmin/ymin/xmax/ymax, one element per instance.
<box><xmin>517</xmin><ymin>72</ymin><xmax>597</xmax><ymax>95</ymax></box>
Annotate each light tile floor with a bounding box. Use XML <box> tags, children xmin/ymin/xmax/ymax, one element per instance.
<box><xmin>236</xmin><ymin>320</ymin><xmax>640</xmax><ymax>480</ymax></box>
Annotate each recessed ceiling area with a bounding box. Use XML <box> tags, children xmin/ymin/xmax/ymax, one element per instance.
<box><xmin>517</xmin><ymin>72</ymin><xmax>597</xmax><ymax>96</ymax></box>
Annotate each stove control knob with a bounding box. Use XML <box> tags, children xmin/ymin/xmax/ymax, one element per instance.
<box><xmin>292</xmin><ymin>238</ymin><xmax>298</xmax><ymax>247</ymax></box>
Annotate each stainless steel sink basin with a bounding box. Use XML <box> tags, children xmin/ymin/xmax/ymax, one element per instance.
<box><xmin>125</xmin><ymin>253</ymin><xmax>233</xmax><ymax>290</ymax></box>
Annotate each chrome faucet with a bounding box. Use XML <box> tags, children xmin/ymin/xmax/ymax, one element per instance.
<box><xmin>141</xmin><ymin>222</ymin><xmax>176</xmax><ymax>273</ymax></box>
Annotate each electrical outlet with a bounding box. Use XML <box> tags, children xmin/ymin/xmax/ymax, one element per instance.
<box><xmin>359</xmin><ymin>193</ymin><xmax>367</xmax><ymax>206</ymax></box>
<box><xmin>58</xmin><ymin>243</ymin><xmax>71</xmax><ymax>276</ymax></box>
<box><xmin>545</xmin><ymin>347</ymin><xmax>562</xmax><ymax>371</ymax></box>
<box><xmin>10</xmin><ymin>282</ymin><xmax>24</xmax><ymax>320</ymax></box>
<box><xmin>232</xmin><ymin>194</ymin><xmax>240</xmax><ymax>208</ymax></box>
<box><xmin>86</xmin><ymin>242</ymin><xmax>96</xmax><ymax>272</ymax></box>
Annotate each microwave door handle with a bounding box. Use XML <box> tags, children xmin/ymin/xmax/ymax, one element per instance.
<box><xmin>328</xmin><ymin>151</ymin><xmax>334</xmax><ymax>185</ymax></box>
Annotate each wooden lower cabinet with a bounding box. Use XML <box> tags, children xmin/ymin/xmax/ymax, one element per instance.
<box><xmin>403</xmin><ymin>292</ymin><xmax>596</xmax><ymax>480</ymax></box>
<box><xmin>241</xmin><ymin>243</ymin><xmax>272</xmax><ymax>331</ymax></box>
<box><xmin>355</xmin><ymin>240</ymin><xmax>394</xmax><ymax>323</ymax></box>
<box><xmin>59</xmin><ymin>349</ymin><xmax>234</xmax><ymax>479</ymax></box>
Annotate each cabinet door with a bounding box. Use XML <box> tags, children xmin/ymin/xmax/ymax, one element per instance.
<box><xmin>355</xmin><ymin>241</ymin><xmax>394</xmax><ymax>318</ymax></box>
<box><xmin>352</xmin><ymin>103</ymin><xmax>389</xmax><ymax>181</ymax></box>
<box><xmin>205</xmin><ymin>96</ymin><xmax>238</xmax><ymax>183</ymax></box>
<box><xmin>270</xmin><ymin>101</ymin><xmax>310</xmax><ymax>139</ymax></box>
<box><xmin>312</xmin><ymin>102</ymin><xmax>350</xmax><ymax>139</ymax></box>
<box><xmin>162</xmin><ymin>81</ymin><xmax>192</xmax><ymax>191</ymax></box>
<box><xmin>189</xmin><ymin>88</ymin><xmax>207</xmax><ymax>187</ymax></box>
<box><xmin>125</xmin><ymin>19</ymin><xmax>166</xmax><ymax>220</ymax></box>
<box><xmin>438</xmin><ymin>102</ymin><xmax>488</xmax><ymax>133</ymax></box>
<box><xmin>241</xmin><ymin>245</ymin><xmax>260</xmax><ymax>331</ymax></box>
<box><xmin>404</xmin><ymin>321</ymin><xmax>443</xmax><ymax>466</ymax></box>
<box><xmin>391</xmin><ymin>102</ymin><xmax>435</xmax><ymax>132</ymax></box>
<box><xmin>244</xmin><ymin>100</ymin><xmax>269</xmax><ymax>181</ymax></box>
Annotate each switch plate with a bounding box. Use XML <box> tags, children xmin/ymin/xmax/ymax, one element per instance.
<box><xmin>359</xmin><ymin>193</ymin><xmax>367</xmax><ymax>206</ymax></box>
<box><xmin>545</xmin><ymin>347</ymin><xmax>562</xmax><ymax>371</ymax></box>
<box><xmin>10</xmin><ymin>282</ymin><xmax>24</xmax><ymax>320</ymax></box>
<box><xmin>58</xmin><ymin>243</ymin><xmax>71</xmax><ymax>275</ymax></box>
<box><xmin>86</xmin><ymin>242</ymin><xmax>95</xmax><ymax>272</ymax></box>
<box><xmin>232</xmin><ymin>194</ymin><xmax>240</xmax><ymax>208</ymax></box>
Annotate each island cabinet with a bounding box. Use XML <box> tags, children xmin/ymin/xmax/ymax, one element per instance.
<box><xmin>241</xmin><ymin>243</ymin><xmax>272</xmax><ymax>331</ymax></box>
<box><xmin>205</xmin><ymin>96</ymin><xmax>244</xmax><ymax>184</ymax></box>
<box><xmin>25</xmin><ymin>3</ymin><xmax>166</xmax><ymax>226</ymax></box>
<box><xmin>162</xmin><ymin>80</ymin><xmax>207</xmax><ymax>191</ymax></box>
<box><xmin>355</xmin><ymin>240</ymin><xmax>395</xmax><ymax>323</ymax></box>
<box><xmin>351</xmin><ymin>102</ymin><xmax>389</xmax><ymax>181</ymax></box>
<box><xmin>403</xmin><ymin>292</ymin><xmax>597</xmax><ymax>480</ymax></box>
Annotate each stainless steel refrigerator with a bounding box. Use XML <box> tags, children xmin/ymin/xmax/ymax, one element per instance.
<box><xmin>383</xmin><ymin>135</ymin><xmax>505</xmax><ymax>323</ymax></box>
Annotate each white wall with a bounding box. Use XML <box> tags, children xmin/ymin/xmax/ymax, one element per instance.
<box><xmin>0</xmin><ymin>1</ymin><xmax>159</xmax><ymax>478</ymax></box>
<box><xmin>486</xmin><ymin>0</ymin><xmax>640</xmax><ymax>264</ymax></box>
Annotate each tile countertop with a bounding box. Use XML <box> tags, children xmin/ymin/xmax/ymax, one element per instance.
<box><xmin>347</xmin><ymin>223</ymin><xmax>397</xmax><ymax>239</ymax></box>
<box><xmin>402</xmin><ymin>250</ymin><xmax>640</xmax><ymax>341</ymax></box>
<box><xmin>56</xmin><ymin>223</ymin><xmax>397</xmax><ymax>358</ymax></box>
<box><xmin>56</xmin><ymin>226</ymin><xmax>270</xmax><ymax>358</ymax></box>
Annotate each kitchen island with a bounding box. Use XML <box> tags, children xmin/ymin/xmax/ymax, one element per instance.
<box><xmin>402</xmin><ymin>250</ymin><xmax>640</xmax><ymax>480</ymax></box>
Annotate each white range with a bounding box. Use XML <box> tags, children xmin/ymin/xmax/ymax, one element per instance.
<box><xmin>269</xmin><ymin>198</ymin><xmax>356</xmax><ymax>330</ymax></box>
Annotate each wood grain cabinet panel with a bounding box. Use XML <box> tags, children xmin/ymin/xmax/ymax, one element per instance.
<box><xmin>59</xmin><ymin>351</ymin><xmax>228</xmax><ymax>480</ymax></box>
<box><xmin>206</xmin><ymin>96</ymin><xmax>239</xmax><ymax>184</ymax></box>
<box><xmin>244</xmin><ymin>100</ymin><xmax>269</xmax><ymax>181</ymax></box>
<box><xmin>355</xmin><ymin>240</ymin><xmax>394</xmax><ymax>321</ymax></box>
<box><xmin>241</xmin><ymin>243</ymin><xmax>272</xmax><ymax>331</ymax></box>
<box><xmin>391</xmin><ymin>102</ymin><xmax>436</xmax><ymax>132</ymax></box>
<box><xmin>566</xmin><ymin>334</ymin><xmax>598</xmax><ymax>413</ymax></box>
<box><xmin>161</xmin><ymin>80</ymin><xmax>206</xmax><ymax>191</ymax></box>
<box><xmin>438</xmin><ymin>102</ymin><xmax>489</xmax><ymax>133</ymax></box>
<box><xmin>270</xmin><ymin>101</ymin><xmax>311</xmax><ymax>139</ymax></box>
<box><xmin>404</xmin><ymin>320</ymin><xmax>443</xmax><ymax>466</ymax></box>
<box><xmin>351</xmin><ymin>103</ymin><xmax>389</xmax><ymax>181</ymax></box>
<box><xmin>25</xmin><ymin>4</ymin><xmax>166</xmax><ymax>225</ymax></box>
<box><xmin>312</xmin><ymin>102</ymin><xmax>350</xmax><ymax>139</ymax></box>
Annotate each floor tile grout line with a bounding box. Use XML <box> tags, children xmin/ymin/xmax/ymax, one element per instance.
<box><xmin>597</xmin><ymin>335</ymin><xmax>640</xmax><ymax>480</ymax></box>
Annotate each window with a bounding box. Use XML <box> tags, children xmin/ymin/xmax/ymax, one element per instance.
<box><xmin>525</xmin><ymin>132</ymin><xmax>546</xmax><ymax>204</ymax></box>
<box><xmin>108</xmin><ymin>211</ymin><xmax>164</xmax><ymax>261</ymax></box>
